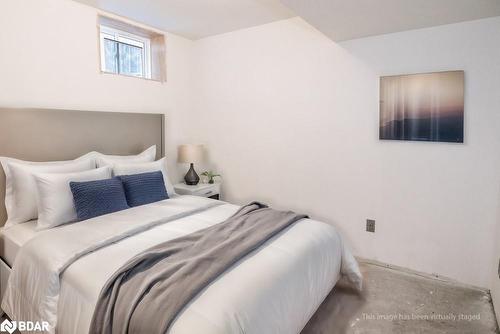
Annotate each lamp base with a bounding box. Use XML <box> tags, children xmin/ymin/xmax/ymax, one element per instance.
<box><xmin>184</xmin><ymin>163</ymin><xmax>200</xmax><ymax>185</ymax></box>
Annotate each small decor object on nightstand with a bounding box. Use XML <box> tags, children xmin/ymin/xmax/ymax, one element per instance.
<box><xmin>201</xmin><ymin>171</ymin><xmax>221</xmax><ymax>184</ymax></box>
<box><xmin>178</xmin><ymin>144</ymin><xmax>204</xmax><ymax>185</ymax></box>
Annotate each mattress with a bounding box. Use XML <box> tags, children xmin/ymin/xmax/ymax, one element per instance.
<box><xmin>0</xmin><ymin>221</ymin><xmax>38</xmax><ymax>266</ymax></box>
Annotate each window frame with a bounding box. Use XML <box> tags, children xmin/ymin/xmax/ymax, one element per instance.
<box><xmin>99</xmin><ymin>25</ymin><xmax>152</xmax><ymax>79</ymax></box>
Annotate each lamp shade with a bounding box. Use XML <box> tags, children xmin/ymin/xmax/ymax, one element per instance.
<box><xmin>178</xmin><ymin>144</ymin><xmax>204</xmax><ymax>163</ymax></box>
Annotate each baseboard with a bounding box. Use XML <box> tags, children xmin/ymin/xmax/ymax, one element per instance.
<box><xmin>356</xmin><ymin>257</ymin><xmax>489</xmax><ymax>293</ymax></box>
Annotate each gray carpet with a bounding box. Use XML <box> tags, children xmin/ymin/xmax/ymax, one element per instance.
<box><xmin>2</xmin><ymin>262</ymin><xmax>498</xmax><ymax>333</ymax></box>
<box><xmin>302</xmin><ymin>262</ymin><xmax>499</xmax><ymax>334</ymax></box>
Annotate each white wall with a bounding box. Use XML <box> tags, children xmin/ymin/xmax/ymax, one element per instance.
<box><xmin>192</xmin><ymin>17</ymin><xmax>500</xmax><ymax>288</ymax></box>
<box><xmin>341</xmin><ymin>17</ymin><xmax>500</xmax><ymax>289</ymax></box>
<box><xmin>0</xmin><ymin>0</ymin><xmax>195</xmax><ymax>181</ymax></box>
<box><xmin>2</xmin><ymin>0</ymin><xmax>499</xmax><ymax>290</ymax></box>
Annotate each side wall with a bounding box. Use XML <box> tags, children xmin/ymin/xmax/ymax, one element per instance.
<box><xmin>0</xmin><ymin>0</ymin><xmax>195</xmax><ymax>181</ymax></box>
<box><xmin>192</xmin><ymin>17</ymin><xmax>500</xmax><ymax>288</ymax></box>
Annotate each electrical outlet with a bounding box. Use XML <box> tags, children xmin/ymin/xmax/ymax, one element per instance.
<box><xmin>366</xmin><ymin>219</ymin><xmax>376</xmax><ymax>233</ymax></box>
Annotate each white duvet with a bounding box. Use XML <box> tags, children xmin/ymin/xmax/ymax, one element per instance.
<box><xmin>3</xmin><ymin>195</ymin><xmax>361</xmax><ymax>334</ymax></box>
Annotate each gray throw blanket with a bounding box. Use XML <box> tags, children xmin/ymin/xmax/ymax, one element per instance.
<box><xmin>90</xmin><ymin>202</ymin><xmax>308</xmax><ymax>334</ymax></box>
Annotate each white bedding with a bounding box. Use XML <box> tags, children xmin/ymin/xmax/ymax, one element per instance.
<box><xmin>3</xmin><ymin>196</ymin><xmax>361</xmax><ymax>334</ymax></box>
<box><xmin>0</xmin><ymin>221</ymin><xmax>38</xmax><ymax>266</ymax></box>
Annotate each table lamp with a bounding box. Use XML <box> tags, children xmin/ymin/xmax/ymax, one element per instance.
<box><xmin>178</xmin><ymin>144</ymin><xmax>204</xmax><ymax>185</ymax></box>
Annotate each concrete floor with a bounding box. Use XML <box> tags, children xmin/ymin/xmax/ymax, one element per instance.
<box><xmin>302</xmin><ymin>262</ymin><xmax>499</xmax><ymax>334</ymax></box>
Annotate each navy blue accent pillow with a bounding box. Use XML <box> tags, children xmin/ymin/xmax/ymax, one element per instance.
<box><xmin>118</xmin><ymin>171</ymin><xmax>169</xmax><ymax>207</ymax></box>
<box><xmin>70</xmin><ymin>177</ymin><xmax>130</xmax><ymax>221</ymax></box>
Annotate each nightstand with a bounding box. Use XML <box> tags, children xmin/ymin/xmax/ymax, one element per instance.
<box><xmin>174</xmin><ymin>183</ymin><xmax>221</xmax><ymax>200</ymax></box>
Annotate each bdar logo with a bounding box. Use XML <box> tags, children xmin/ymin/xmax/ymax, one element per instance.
<box><xmin>0</xmin><ymin>319</ymin><xmax>49</xmax><ymax>332</ymax></box>
<box><xmin>0</xmin><ymin>319</ymin><xmax>16</xmax><ymax>334</ymax></box>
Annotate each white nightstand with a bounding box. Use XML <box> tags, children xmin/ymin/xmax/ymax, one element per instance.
<box><xmin>174</xmin><ymin>183</ymin><xmax>221</xmax><ymax>200</ymax></box>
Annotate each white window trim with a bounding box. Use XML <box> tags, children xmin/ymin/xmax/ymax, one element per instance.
<box><xmin>99</xmin><ymin>25</ymin><xmax>152</xmax><ymax>79</ymax></box>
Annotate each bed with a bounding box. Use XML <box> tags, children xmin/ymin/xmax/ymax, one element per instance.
<box><xmin>0</xmin><ymin>108</ymin><xmax>361</xmax><ymax>334</ymax></box>
<box><xmin>0</xmin><ymin>221</ymin><xmax>38</xmax><ymax>267</ymax></box>
<box><xmin>0</xmin><ymin>221</ymin><xmax>37</xmax><ymax>304</ymax></box>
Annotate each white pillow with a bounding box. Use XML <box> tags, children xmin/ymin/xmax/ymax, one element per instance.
<box><xmin>95</xmin><ymin>145</ymin><xmax>156</xmax><ymax>168</ymax></box>
<box><xmin>0</xmin><ymin>152</ymin><xmax>94</xmax><ymax>167</ymax></box>
<box><xmin>34</xmin><ymin>167</ymin><xmax>112</xmax><ymax>230</ymax></box>
<box><xmin>112</xmin><ymin>158</ymin><xmax>175</xmax><ymax>196</ymax></box>
<box><xmin>0</xmin><ymin>158</ymin><xmax>96</xmax><ymax>227</ymax></box>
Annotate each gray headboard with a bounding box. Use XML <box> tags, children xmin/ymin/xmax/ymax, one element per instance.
<box><xmin>0</xmin><ymin>108</ymin><xmax>165</xmax><ymax>226</ymax></box>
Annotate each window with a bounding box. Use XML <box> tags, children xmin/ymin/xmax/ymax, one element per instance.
<box><xmin>98</xmin><ymin>16</ymin><xmax>166</xmax><ymax>82</ymax></box>
<box><xmin>100</xmin><ymin>26</ymin><xmax>152</xmax><ymax>79</ymax></box>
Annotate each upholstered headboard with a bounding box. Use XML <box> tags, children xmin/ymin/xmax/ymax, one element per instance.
<box><xmin>0</xmin><ymin>108</ymin><xmax>165</xmax><ymax>226</ymax></box>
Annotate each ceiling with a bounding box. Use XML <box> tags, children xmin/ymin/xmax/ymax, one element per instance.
<box><xmin>281</xmin><ymin>0</ymin><xmax>500</xmax><ymax>41</ymax></box>
<box><xmin>74</xmin><ymin>0</ymin><xmax>295</xmax><ymax>39</ymax></box>
<box><xmin>73</xmin><ymin>0</ymin><xmax>500</xmax><ymax>41</ymax></box>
